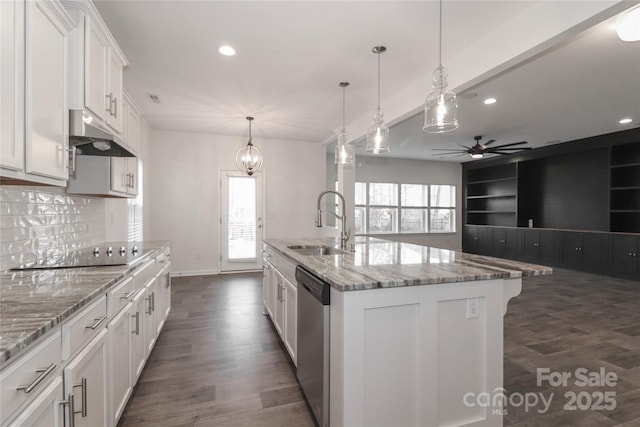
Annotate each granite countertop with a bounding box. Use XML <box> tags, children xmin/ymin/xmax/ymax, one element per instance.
<box><xmin>0</xmin><ymin>241</ymin><xmax>170</xmax><ymax>367</ymax></box>
<box><xmin>265</xmin><ymin>237</ymin><xmax>552</xmax><ymax>292</ymax></box>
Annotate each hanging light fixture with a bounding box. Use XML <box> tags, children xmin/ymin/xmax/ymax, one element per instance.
<box><xmin>235</xmin><ymin>116</ymin><xmax>263</xmax><ymax>176</ymax></box>
<box><xmin>423</xmin><ymin>0</ymin><xmax>459</xmax><ymax>133</ymax></box>
<box><xmin>366</xmin><ymin>46</ymin><xmax>390</xmax><ymax>154</ymax></box>
<box><xmin>335</xmin><ymin>82</ymin><xmax>354</xmax><ymax>167</ymax></box>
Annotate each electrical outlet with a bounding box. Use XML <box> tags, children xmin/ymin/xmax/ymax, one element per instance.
<box><xmin>467</xmin><ymin>298</ymin><xmax>480</xmax><ymax>319</ymax></box>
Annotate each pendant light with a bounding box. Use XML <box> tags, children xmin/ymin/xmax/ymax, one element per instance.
<box><xmin>423</xmin><ymin>0</ymin><xmax>459</xmax><ymax>133</ymax></box>
<box><xmin>235</xmin><ymin>116</ymin><xmax>263</xmax><ymax>176</ymax></box>
<box><xmin>366</xmin><ymin>46</ymin><xmax>390</xmax><ymax>154</ymax></box>
<box><xmin>335</xmin><ymin>82</ymin><xmax>354</xmax><ymax>167</ymax></box>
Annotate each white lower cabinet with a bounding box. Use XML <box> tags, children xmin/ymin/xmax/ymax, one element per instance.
<box><xmin>8</xmin><ymin>377</ymin><xmax>63</xmax><ymax>427</ymax></box>
<box><xmin>143</xmin><ymin>277</ymin><xmax>158</xmax><ymax>355</ymax></box>
<box><xmin>107</xmin><ymin>303</ymin><xmax>132</xmax><ymax>426</ymax></box>
<box><xmin>283</xmin><ymin>279</ymin><xmax>297</xmax><ymax>364</ymax></box>
<box><xmin>262</xmin><ymin>245</ymin><xmax>297</xmax><ymax>365</ymax></box>
<box><xmin>63</xmin><ymin>328</ymin><xmax>108</xmax><ymax>427</ymax></box>
<box><xmin>262</xmin><ymin>260</ymin><xmax>275</xmax><ymax>317</ymax></box>
<box><xmin>2</xmin><ymin>252</ymin><xmax>171</xmax><ymax>426</ymax></box>
<box><xmin>130</xmin><ymin>287</ymin><xmax>147</xmax><ymax>382</ymax></box>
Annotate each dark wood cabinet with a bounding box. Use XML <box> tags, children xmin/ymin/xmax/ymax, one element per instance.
<box><xmin>611</xmin><ymin>235</ymin><xmax>639</xmax><ymax>277</ymax></box>
<box><xmin>562</xmin><ymin>232</ymin><xmax>609</xmax><ymax>273</ymax></box>
<box><xmin>491</xmin><ymin>227</ymin><xmax>520</xmax><ymax>259</ymax></box>
<box><xmin>521</xmin><ymin>229</ymin><xmax>558</xmax><ymax>264</ymax></box>
<box><xmin>465</xmin><ymin>164</ymin><xmax>517</xmax><ymax>227</ymax></box>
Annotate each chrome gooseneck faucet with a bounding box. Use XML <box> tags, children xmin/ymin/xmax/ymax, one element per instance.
<box><xmin>316</xmin><ymin>190</ymin><xmax>351</xmax><ymax>250</ymax></box>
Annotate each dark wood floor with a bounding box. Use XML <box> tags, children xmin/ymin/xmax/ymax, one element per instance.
<box><xmin>118</xmin><ymin>269</ymin><xmax>640</xmax><ymax>427</ymax></box>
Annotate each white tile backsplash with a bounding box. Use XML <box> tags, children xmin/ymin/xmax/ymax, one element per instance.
<box><xmin>0</xmin><ymin>185</ymin><xmax>105</xmax><ymax>269</ymax></box>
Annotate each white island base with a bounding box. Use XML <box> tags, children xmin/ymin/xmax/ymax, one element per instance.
<box><xmin>330</xmin><ymin>277</ymin><xmax>522</xmax><ymax>427</ymax></box>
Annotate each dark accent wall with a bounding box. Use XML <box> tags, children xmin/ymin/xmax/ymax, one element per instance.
<box><xmin>518</xmin><ymin>149</ymin><xmax>609</xmax><ymax>231</ymax></box>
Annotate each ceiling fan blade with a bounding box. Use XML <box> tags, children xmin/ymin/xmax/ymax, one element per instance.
<box><xmin>434</xmin><ymin>152</ymin><xmax>467</xmax><ymax>155</ymax></box>
<box><xmin>455</xmin><ymin>143</ymin><xmax>472</xmax><ymax>150</ymax></box>
<box><xmin>432</xmin><ymin>148</ymin><xmax>466</xmax><ymax>152</ymax></box>
<box><xmin>486</xmin><ymin>147</ymin><xmax>531</xmax><ymax>152</ymax></box>
<box><xmin>488</xmin><ymin>141</ymin><xmax>528</xmax><ymax>149</ymax></box>
<box><xmin>482</xmin><ymin>139</ymin><xmax>496</xmax><ymax>146</ymax></box>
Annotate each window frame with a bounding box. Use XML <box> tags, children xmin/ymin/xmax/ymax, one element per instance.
<box><xmin>355</xmin><ymin>181</ymin><xmax>456</xmax><ymax>235</ymax></box>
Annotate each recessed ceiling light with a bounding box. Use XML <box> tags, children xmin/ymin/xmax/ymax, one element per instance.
<box><xmin>218</xmin><ymin>45</ymin><xmax>236</xmax><ymax>56</ymax></box>
<box><xmin>616</xmin><ymin>6</ymin><xmax>640</xmax><ymax>42</ymax></box>
<box><xmin>483</xmin><ymin>97</ymin><xmax>497</xmax><ymax>105</ymax></box>
<box><xmin>619</xmin><ymin>117</ymin><xmax>633</xmax><ymax>124</ymax></box>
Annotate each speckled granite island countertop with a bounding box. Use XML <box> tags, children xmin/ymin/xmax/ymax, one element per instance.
<box><xmin>264</xmin><ymin>237</ymin><xmax>552</xmax><ymax>292</ymax></box>
<box><xmin>0</xmin><ymin>241</ymin><xmax>170</xmax><ymax>367</ymax></box>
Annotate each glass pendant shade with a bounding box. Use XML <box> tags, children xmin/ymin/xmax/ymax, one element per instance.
<box><xmin>335</xmin><ymin>129</ymin><xmax>354</xmax><ymax>166</ymax></box>
<box><xmin>366</xmin><ymin>108</ymin><xmax>390</xmax><ymax>154</ymax></box>
<box><xmin>335</xmin><ymin>82</ymin><xmax>354</xmax><ymax>167</ymax></box>
<box><xmin>424</xmin><ymin>65</ymin><xmax>458</xmax><ymax>133</ymax></box>
<box><xmin>235</xmin><ymin>117</ymin><xmax>263</xmax><ymax>176</ymax></box>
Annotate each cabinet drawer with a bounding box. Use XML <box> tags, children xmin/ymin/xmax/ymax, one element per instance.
<box><xmin>0</xmin><ymin>331</ymin><xmax>62</xmax><ymax>425</ymax></box>
<box><xmin>266</xmin><ymin>248</ymin><xmax>296</xmax><ymax>285</ymax></box>
<box><xmin>132</xmin><ymin>259</ymin><xmax>159</xmax><ymax>291</ymax></box>
<box><xmin>62</xmin><ymin>296</ymin><xmax>107</xmax><ymax>360</ymax></box>
<box><xmin>107</xmin><ymin>276</ymin><xmax>134</xmax><ymax>317</ymax></box>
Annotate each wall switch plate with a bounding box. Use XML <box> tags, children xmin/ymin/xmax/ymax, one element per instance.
<box><xmin>467</xmin><ymin>298</ymin><xmax>480</xmax><ymax>319</ymax></box>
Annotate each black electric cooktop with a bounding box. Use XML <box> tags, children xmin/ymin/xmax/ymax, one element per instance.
<box><xmin>11</xmin><ymin>245</ymin><xmax>149</xmax><ymax>270</ymax></box>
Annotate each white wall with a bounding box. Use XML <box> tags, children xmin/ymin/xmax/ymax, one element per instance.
<box><xmin>146</xmin><ymin>130</ymin><xmax>326</xmax><ymax>275</ymax></box>
<box><xmin>355</xmin><ymin>156</ymin><xmax>463</xmax><ymax>250</ymax></box>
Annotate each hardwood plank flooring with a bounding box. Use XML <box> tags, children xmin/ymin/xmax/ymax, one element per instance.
<box><xmin>118</xmin><ymin>273</ymin><xmax>314</xmax><ymax>427</ymax></box>
<box><xmin>118</xmin><ymin>269</ymin><xmax>640</xmax><ymax>427</ymax></box>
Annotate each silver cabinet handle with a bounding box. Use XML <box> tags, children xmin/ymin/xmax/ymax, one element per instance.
<box><xmin>106</xmin><ymin>93</ymin><xmax>113</xmax><ymax>114</ymax></box>
<box><xmin>112</xmin><ymin>97</ymin><xmax>118</xmax><ymax>118</ymax></box>
<box><xmin>60</xmin><ymin>393</ymin><xmax>75</xmax><ymax>427</ymax></box>
<box><xmin>85</xmin><ymin>315</ymin><xmax>107</xmax><ymax>330</ymax></box>
<box><xmin>16</xmin><ymin>363</ymin><xmax>56</xmax><ymax>393</ymax></box>
<box><xmin>120</xmin><ymin>290</ymin><xmax>135</xmax><ymax>300</ymax></box>
<box><xmin>151</xmin><ymin>292</ymin><xmax>155</xmax><ymax>313</ymax></box>
<box><xmin>72</xmin><ymin>377</ymin><xmax>87</xmax><ymax>418</ymax></box>
<box><xmin>132</xmin><ymin>311</ymin><xmax>140</xmax><ymax>335</ymax></box>
<box><xmin>165</xmin><ymin>273</ymin><xmax>171</xmax><ymax>288</ymax></box>
<box><xmin>67</xmin><ymin>146</ymin><xmax>77</xmax><ymax>173</ymax></box>
<box><xmin>146</xmin><ymin>295</ymin><xmax>153</xmax><ymax>315</ymax></box>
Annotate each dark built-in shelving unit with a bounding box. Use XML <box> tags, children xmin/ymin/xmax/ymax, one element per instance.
<box><xmin>462</xmin><ymin>128</ymin><xmax>640</xmax><ymax>280</ymax></box>
<box><xmin>465</xmin><ymin>163</ymin><xmax>517</xmax><ymax>227</ymax></box>
<box><xmin>610</xmin><ymin>142</ymin><xmax>640</xmax><ymax>233</ymax></box>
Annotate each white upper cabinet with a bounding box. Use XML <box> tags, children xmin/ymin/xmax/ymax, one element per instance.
<box><xmin>64</xmin><ymin>0</ymin><xmax>128</xmax><ymax>136</ymax></box>
<box><xmin>25</xmin><ymin>0</ymin><xmax>74</xmax><ymax>181</ymax></box>
<box><xmin>0</xmin><ymin>0</ymin><xmax>73</xmax><ymax>186</ymax></box>
<box><xmin>0</xmin><ymin>0</ymin><xmax>25</xmax><ymax>172</ymax></box>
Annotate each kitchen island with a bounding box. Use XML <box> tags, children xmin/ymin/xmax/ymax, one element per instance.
<box><xmin>264</xmin><ymin>237</ymin><xmax>551</xmax><ymax>427</ymax></box>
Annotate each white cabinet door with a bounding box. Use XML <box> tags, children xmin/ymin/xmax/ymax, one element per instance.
<box><xmin>130</xmin><ymin>289</ymin><xmax>147</xmax><ymax>382</ymax></box>
<box><xmin>125</xmin><ymin>97</ymin><xmax>140</xmax><ymax>154</ymax></box>
<box><xmin>7</xmin><ymin>377</ymin><xmax>63</xmax><ymax>427</ymax></box>
<box><xmin>0</xmin><ymin>0</ymin><xmax>24</xmax><ymax>171</ymax></box>
<box><xmin>126</xmin><ymin>157</ymin><xmax>138</xmax><ymax>196</ymax></box>
<box><xmin>143</xmin><ymin>278</ymin><xmax>158</xmax><ymax>355</ymax></box>
<box><xmin>273</xmin><ymin>271</ymin><xmax>285</xmax><ymax>337</ymax></box>
<box><xmin>109</xmin><ymin>157</ymin><xmax>128</xmax><ymax>194</ymax></box>
<box><xmin>262</xmin><ymin>261</ymin><xmax>274</xmax><ymax>317</ymax></box>
<box><xmin>155</xmin><ymin>267</ymin><xmax>171</xmax><ymax>333</ymax></box>
<box><xmin>108</xmin><ymin>304</ymin><xmax>132</xmax><ymax>427</ymax></box>
<box><xmin>25</xmin><ymin>0</ymin><xmax>71</xmax><ymax>180</ymax></box>
<box><xmin>283</xmin><ymin>278</ymin><xmax>297</xmax><ymax>365</ymax></box>
<box><xmin>83</xmin><ymin>16</ymin><xmax>108</xmax><ymax>120</ymax></box>
<box><xmin>106</xmin><ymin>52</ymin><xmax>124</xmax><ymax>134</ymax></box>
<box><xmin>63</xmin><ymin>328</ymin><xmax>108</xmax><ymax>427</ymax></box>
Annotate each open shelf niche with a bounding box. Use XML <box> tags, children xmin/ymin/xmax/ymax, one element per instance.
<box><xmin>465</xmin><ymin>163</ymin><xmax>517</xmax><ymax>226</ymax></box>
<box><xmin>611</xmin><ymin>142</ymin><xmax>640</xmax><ymax>232</ymax></box>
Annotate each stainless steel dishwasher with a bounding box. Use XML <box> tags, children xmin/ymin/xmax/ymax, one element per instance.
<box><xmin>296</xmin><ymin>265</ymin><xmax>330</xmax><ymax>427</ymax></box>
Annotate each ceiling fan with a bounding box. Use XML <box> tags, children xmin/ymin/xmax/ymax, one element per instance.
<box><xmin>433</xmin><ymin>135</ymin><xmax>531</xmax><ymax>159</ymax></box>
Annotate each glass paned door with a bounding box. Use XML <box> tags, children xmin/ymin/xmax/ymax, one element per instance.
<box><xmin>220</xmin><ymin>171</ymin><xmax>263</xmax><ymax>272</ymax></box>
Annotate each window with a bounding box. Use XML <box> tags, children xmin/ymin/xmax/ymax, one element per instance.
<box><xmin>355</xmin><ymin>182</ymin><xmax>456</xmax><ymax>234</ymax></box>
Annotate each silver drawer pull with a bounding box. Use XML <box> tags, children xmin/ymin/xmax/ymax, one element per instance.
<box><xmin>85</xmin><ymin>315</ymin><xmax>107</xmax><ymax>330</ymax></box>
<box><xmin>73</xmin><ymin>377</ymin><xmax>87</xmax><ymax>417</ymax></box>
<box><xmin>16</xmin><ymin>363</ymin><xmax>56</xmax><ymax>393</ymax></box>
<box><xmin>132</xmin><ymin>312</ymin><xmax>140</xmax><ymax>335</ymax></box>
<box><xmin>120</xmin><ymin>290</ymin><xmax>135</xmax><ymax>300</ymax></box>
<box><xmin>60</xmin><ymin>393</ymin><xmax>75</xmax><ymax>427</ymax></box>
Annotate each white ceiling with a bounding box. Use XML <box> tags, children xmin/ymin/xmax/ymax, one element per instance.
<box><xmin>94</xmin><ymin>1</ymin><xmax>640</xmax><ymax>162</ymax></box>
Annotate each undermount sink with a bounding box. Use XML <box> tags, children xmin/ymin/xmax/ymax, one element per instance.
<box><xmin>287</xmin><ymin>245</ymin><xmax>347</xmax><ymax>256</ymax></box>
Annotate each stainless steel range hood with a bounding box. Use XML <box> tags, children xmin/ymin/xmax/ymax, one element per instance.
<box><xmin>69</xmin><ymin>110</ymin><xmax>135</xmax><ymax>157</ymax></box>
